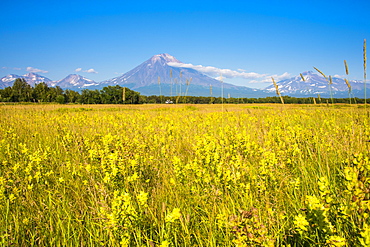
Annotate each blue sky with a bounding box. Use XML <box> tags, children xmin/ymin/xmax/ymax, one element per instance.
<box><xmin>1</xmin><ymin>0</ymin><xmax>369</xmax><ymax>88</ymax></box>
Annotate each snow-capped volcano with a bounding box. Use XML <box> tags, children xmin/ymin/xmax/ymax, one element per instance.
<box><xmin>22</xmin><ymin>73</ymin><xmax>53</xmax><ymax>87</ymax></box>
<box><xmin>0</xmin><ymin>73</ymin><xmax>98</xmax><ymax>90</ymax></box>
<box><xmin>0</xmin><ymin>73</ymin><xmax>53</xmax><ymax>88</ymax></box>
<box><xmin>100</xmin><ymin>53</ymin><xmax>262</xmax><ymax>97</ymax></box>
<box><xmin>101</xmin><ymin>53</ymin><xmax>187</xmax><ymax>88</ymax></box>
<box><xmin>149</xmin><ymin>53</ymin><xmax>181</xmax><ymax>65</ymax></box>
<box><xmin>0</xmin><ymin>74</ymin><xmax>21</xmax><ymax>88</ymax></box>
<box><xmin>54</xmin><ymin>74</ymin><xmax>98</xmax><ymax>89</ymax></box>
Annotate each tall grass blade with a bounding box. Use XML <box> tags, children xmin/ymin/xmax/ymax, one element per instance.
<box><xmin>344</xmin><ymin>60</ymin><xmax>349</xmax><ymax>75</ymax></box>
<box><xmin>179</xmin><ymin>71</ymin><xmax>183</xmax><ymax>98</ymax></box>
<box><xmin>158</xmin><ymin>76</ymin><xmax>162</xmax><ymax>103</ymax></box>
<box><xmin>314</xmin><ymin>67</ymin><xmax>327</xmax><ymax>80</ymax></box>
<box><xmin>314</xmin><ymin>67</ymin><xmax>333</xmax><ymax>105</ymax></box>
<box><xmin>122</xmin><ymin>87</ymin><xmax>126</xmax><ymax>102</ymax></box>
<box><xmin>170</xmin><ymin>69</ymin><xmax>173</xmax><ymax>97</ymax></box>
<box><xmin>343</xmin><ymin>60</ymin><xmax>352</xmax><ymax>104</ymax></box>
<box><xmin>364</xmin><ymin>39</ymin><xmax>367</xmax><ymax>107</ymax></box>
<box><xmin>272</xmin><ymin>77</ymin><xmax>284</xmax><ymax>104</ymax></box>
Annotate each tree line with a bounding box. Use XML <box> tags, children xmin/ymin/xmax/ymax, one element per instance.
<box><xmin>0</xmin><ymin>78</ymin><xmax>366</xmax><ymax>104</ymax></box>
<box><xmin>0</xmin><ymin>79</ymin><xmax>141</xmax><ymax>104</ymax></box>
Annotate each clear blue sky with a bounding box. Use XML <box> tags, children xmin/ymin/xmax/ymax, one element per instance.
<box><xmin>1</xmin><ymin>0</ymin><xmax>369</xmax><ymax>88</ymax></box>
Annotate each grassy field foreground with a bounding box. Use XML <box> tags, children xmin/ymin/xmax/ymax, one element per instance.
<box><xmin>0</xmin><ymin>104</ymin><xmax>370</xmax><ymax>246</ymax></box>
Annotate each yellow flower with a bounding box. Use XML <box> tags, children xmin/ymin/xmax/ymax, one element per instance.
<box><xmin>326</xmin><ymin>235</ymin><xmax>346</xmax><ymax>247</ymax></box>
<box><xmin>294</xmin><ymin>214</ymin><xmax>309</xmax><ymax>232</ymax></box>
<box><xmin>8</xmin><ymin>193</ymin><xmax>16</xmax><ymax>203</ymax></box>
<box><xmin>159</xmin><ymin>240</ymin><xmax>170</xmax><ymax>247</ymax></box>
<box><xmin>165</xmin><ymin>208</ymin><xmax>181</xmax><ymax>223</ymax></box>
<box><xmin>137</xmin><ymin>191</ymin><xmax>148</xmax><ymax>207</ymax></box>
<box><xmin>127</xmin><ymin>172</ymin><xmax>139</xmax><ymax>182</ymax></box>
<box><xmin>318</xmin><ymin>176</ymin><xmax>330</xmax><ymax>197</ymax></box>
<box><xmin>306</xmin><ymin>195</ymin><xmax>324</xmax><ymax>210</ymax></box>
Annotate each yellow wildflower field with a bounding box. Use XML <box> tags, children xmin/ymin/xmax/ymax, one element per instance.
<box><xmin>0</xmin><ymin>104</ymin><xmax>369</xmax><ymax>246</ymax></box>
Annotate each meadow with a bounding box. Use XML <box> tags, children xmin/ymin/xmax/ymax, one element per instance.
<box><xmin>0</xmin><ymin>103</ymin><xmax>369</xmax><ymax>246</ymax></box>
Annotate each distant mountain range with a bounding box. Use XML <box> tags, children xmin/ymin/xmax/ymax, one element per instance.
<box><xmin>0</xmin><ymin>73</ymin><xmax>54</xmax><ymax>88</ymax></box>
<box><xmin>265</xmin><ymin>71</ymin><xmax>368</xmax><ymax>98</ymax></box>
<box><xmin>1</xmin><ymin>54</ymin><xmax>368</xmax><ymax>98</ymax></box>
<box><xmin>0</xmin><ymin>73</ymin><xmax>97</xmax><ymax>89</ymax></box>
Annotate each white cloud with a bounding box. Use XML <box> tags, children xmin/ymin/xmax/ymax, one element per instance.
<box><xmin>85</xmin><ymin>68</ymin><xmax>98</xmax><ymax>74</ymax></box>
<box><xmin>168</xmin><ymin>62</ymin><xmax>266</xmax><ymax>80</ymax></box>
<box><xmin>75</xmin><ymin>68</ymin><xmax>98</xmax><ymax>74</ymax></box>
<box><xmin>2</xmin><ymin>66</ymin><xmax>21</xmax><ymax>70</ymax></box>
<box><xmin>271</xmin><ymin>72</ymin><xmax>291</xmax><ymax>81</ymax></box>
<box><xmin>249</xmin><ymin>73</ymin><xmax>291</xmax><ymax>84</ymax></box>
<box><xmin>167</xmin><ymin>62</ymin><xmax>290</xmax><ymax>84</ymax></box>
<box><xmin>26</xmin><ymin>67</ymin><xmax>48</xmax><ymax>73</ymax></box>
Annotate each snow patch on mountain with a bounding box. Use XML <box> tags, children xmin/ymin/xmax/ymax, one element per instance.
<box><xmin>54</xmin><ymin>74</ymin><xmax>98</xmax><ymax>89</ymax></box>
<box><xmin>264</xmin><ymin>71</ymin><xmax>367</xmax><ymax>96</ymax></box>
<box><xmin>0</xmin><ymin>73</ymin><xmax>97</xmax><ymax>89</ymax></box>
<box><xmin>0</xmin><ymin>73</ymin><xmax>53</xmax><ymax>88</ymax></box>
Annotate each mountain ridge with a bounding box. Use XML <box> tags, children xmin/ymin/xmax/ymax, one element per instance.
<box><xmin>0</xmin><ymin>73</ymin><xmax>54</xmax><ymax>88</ymax></box>
<box><xmin>1</xmin><ymin>54</ymin><xmax>368</xmax><ymax>98</ymax></box>
<box><xmin>54</xmin><ymin>74</ymin><xmax>98</xmax><ymax>89</ymax></box>
<box><xmin>264</xmin><ymin>71</ymin><xmax>367</xmax><ymax>97</ymax></box>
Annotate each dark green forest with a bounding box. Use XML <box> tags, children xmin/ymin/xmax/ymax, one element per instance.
<box><xmin>0</xmin><ymin>78</ymin><xmax>366</xmax><ymax>104</ymax></box>
<box><xmin>0</xmin><ymin>79</ymin><xmax>141</xmax><ymax>104</ymax></box>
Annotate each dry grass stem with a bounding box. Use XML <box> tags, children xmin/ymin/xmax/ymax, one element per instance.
<box><xmin>314</xmin><ymin>67</ymin><xmax>327</xmax><ymax>80</ymax></box>
<box><xmin>364</xmin><ymin>39</ymin><xmax>367</xmax><ymax>80</ymax></box>
<box><xmin>345</xmin><ymin>79</ymin><xmax>351</xmax><ymax>91</ymax></box>
<box><xmin>344</xmin><ymin>60</ymin><xmax>349</xmax><ymax>75</ymax></box>
<box><xmin>364</xmin><ymin>39</ymin><xmax>367</xmax><ymax>105</ymax></box>
<box><xmin>272</xmin><ymin>77</ymin><xmax>284</xmax><ymax>104</ymax></box>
